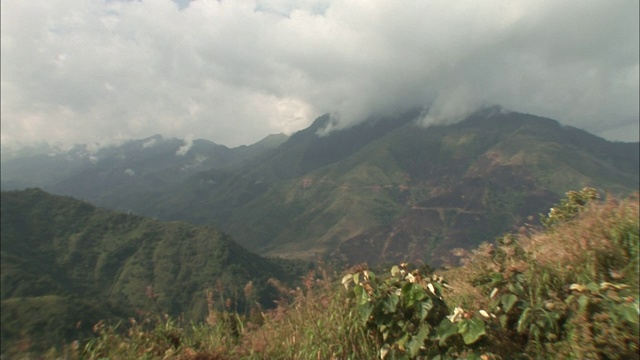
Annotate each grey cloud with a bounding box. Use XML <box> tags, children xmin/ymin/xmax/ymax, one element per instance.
<box><xmin>176</xmin><ymin>136</ymin><xmax>193</xmax><ymax>156</ymax></box>
<box><xmin>1</xmin><ymin>0</ymin><xmax>637</xmax><ymax>150</ymax></box>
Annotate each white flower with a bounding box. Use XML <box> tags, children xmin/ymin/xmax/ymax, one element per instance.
<box><xmin>427</xmin><ymin>283</ymin><xmax>436</xmax><ymax>295</ymax></box>
<box><xmin>490</xmin><ymin>288</ymin><xmax>498</xmax><ymax>298</ymax></box>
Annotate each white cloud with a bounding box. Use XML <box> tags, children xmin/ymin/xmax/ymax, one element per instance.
<box><xmin>1</xmin><ymin>0</ymin><xmax>638</xmax><ymax>150</ymax></box>
<box><xmin>142</xmin><ymin>137</ymin><xmax>158</xmax><ymax>148</ymax></box>
<box><xmin>176</xmin><ymin>135</ymin><xmax>193</xmax><ymax>156</ymax></box>
<box><xmin>420</xmin><ymin>85</ymin><xmax>485</xmax><ymax>127</ymax></box>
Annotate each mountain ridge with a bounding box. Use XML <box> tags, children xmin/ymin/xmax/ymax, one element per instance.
<box><xmin>1</xmin><ymin>107</ymin><xmax>637</xmax><ymax>266</ymax></box>
<box><xmin>217</xmin><ymin>107</ymin><xmax>638</xmax><ymax>264</ymax></box>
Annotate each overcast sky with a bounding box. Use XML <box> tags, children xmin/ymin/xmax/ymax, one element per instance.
<box><xmin>1</xmin><ymin>0</ymin><xmax>638</xmax><ymax>149</ymax></box>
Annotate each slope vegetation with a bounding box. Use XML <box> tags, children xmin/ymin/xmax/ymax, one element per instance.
<box><xmin>1</xmin><ymin>188</ymin><xmax>306</xmax><ymax>354</ymax></box>
<box><xmin>218</xmin><ymin>108</ymin><xmax>638</xmax><ymax>264</ymax></box>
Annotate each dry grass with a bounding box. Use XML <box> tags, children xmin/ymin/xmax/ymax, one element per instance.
<box><xmin>236</xmin><ymin>267</ymin><xmax>375</xmax><ymax>360</ymax></box>
<box><xmin>37</xmin><ymin>264</ymin><xmax>375</xmax><ymax>360</ymax></box>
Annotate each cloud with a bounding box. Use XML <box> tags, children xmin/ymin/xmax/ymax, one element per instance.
<box><xmin>1</xmin><ymin>0</ymin><xmax>638</xmax><ymax>149</ymax></box>
<box><xmin>419</xmin><ymin>85</ymin><xmax>485</xmax><ymax>127</ymax></box>
<box><xmin>176</xmin><ymin>135</ymin><xmax>194</xmax><ymax>156</ymax></box>
<box><xmin>142</xmin><ymin>137</ymin><xmax>158</xmax><ymax>148</ymax></box>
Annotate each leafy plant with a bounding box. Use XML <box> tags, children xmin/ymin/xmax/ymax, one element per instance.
<box><xmin>343</xmin><ymin>264</ymin><xmax>491</xmax><ymax>359</ymax></box>
<box><xmin>540</xmin><ymin>187</ymin><xmax>599</xmax><ymax>228</ymax></box>
<box><xmin>469</xmin><ymin>189</ymin><xmax>639</xmax><ymax>359</ymax></box>
<box><xmin>481</xmin><ymin>238</ymin><xmax>566</xmax><ymax>357</ymax></box>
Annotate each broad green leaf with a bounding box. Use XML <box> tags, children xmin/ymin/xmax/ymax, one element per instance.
<box><xmin>354</xmin><ymin>284</ymin><xmax>363</xmax><ymax>298</ymax></box>
<box><xmin>354</xmin><ymin>285</ymin><xmax>370</xmax><ymax>306</ymax></box>
<box><xmin>501</xmin><ymin>294</ymin><xmax>518</xmax><ymax>313</ymax></box>
<box><xmin>457</xmin><ymin>319</ymin><xmax>469</xmax><ymax>334</ymax></box>
<box><xmin>489</xmin><ymin>273</ymin><xmax>504</xmax><ymax>288</ymax></box>
<box><xmin>359</xmin><ymin>302</ymin><xmax>374</xmax><ymax>323</ymax></box>
<box><xmin>402</xmin><ymin>282</ymin><xmax>413</xmax><ymax>300</ymax></box>
<box><xmin>617</xmin><ymin>303</ymin><xmax>639</xmax><ymax>324</ymax></box>
<box><xmin>508</xmin><ymin>282</ymin><xmax>525</xmax><ymax>298</ymax></box>
<box><xmin>401</xmin><ymin>283</ymin><xmax>423</xmax><ymax>308</ymax></box>
<box><xmin>460</xmin><ymin>318</ymin><xmax>485</xmax><ymax>345</ymax></box>
<box><xmin>407</xmin><ymin>324</ymin><xmax>430</xmax><ymax>357</ymax></box>
<box><xmin>489</xmin><ymin>296</ymin><xmax>501</xmax><ymax>310</ymax></box>
<box><xmin>436</xmin><ymin>319</ymin><xmax>458</xmax><ymax>347</ymax></box>
<box><xmin>384</xmin><ymin>294</ymin><xmax>400</xmax><ymax>313</ymax></box>
<box><xmin>411</xmin><ymin>284</ymin><xmax>427</xmax><ymax>303</ymax></box>
<box><xmin>418</xmin><ymin>298</ymin><xmax>434</xmax><ymax>322</ymax></box>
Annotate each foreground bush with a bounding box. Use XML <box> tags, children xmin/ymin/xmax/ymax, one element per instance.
<box><xmin>344</xmin><ymin>189</ymin><xmax>638</xmax><ymax>359</ymax></box>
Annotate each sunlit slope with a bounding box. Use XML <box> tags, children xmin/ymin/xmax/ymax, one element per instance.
<box><xmin>220</xmin><ymin>108</ymin><xmax>638</xmax><ymax>264</ymax></box>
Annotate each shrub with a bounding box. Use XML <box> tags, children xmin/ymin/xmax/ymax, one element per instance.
<box><xmin>343</xmin><ymin>264</ymin><xmax>493</xmax><ymax>359</ymax></box>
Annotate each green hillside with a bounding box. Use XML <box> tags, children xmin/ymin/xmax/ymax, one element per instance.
<box><xmin>217</xmin><ymin>108</ymin><xmax>638</xmax><ymax>264</ymax></box>
<box><xmin>0</xmin><ymin>188</ymin><xmax>307</xmax><ymax>354</ymax></box>
<box><xmin>2</xmin><ymin>108</ymin><xmax>638</xmax><ymax>268</ymax></box>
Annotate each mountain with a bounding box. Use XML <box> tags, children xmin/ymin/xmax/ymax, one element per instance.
<box><xmin>0</xmin><ymin>133</ymin><xmax>288</xmax><ymax>207</ymax></box>
<box><xmin>150</xmin><ymin>107</ymin><xmax>639</xmax><ymax>265</ymax></box>
<box><xmin>119</xmin><ymin>110</ymin><xmax>423</xmax><ymax>225</ymax></box>
<box><xmin>0</xmin><ymin>188</ymin><xmax>307</xmax><ymax>353</ymax></box>
<box><xmin>2</xmin><ymin>107</ymin><xmax>638</xmax><ymax>267</ymax></box>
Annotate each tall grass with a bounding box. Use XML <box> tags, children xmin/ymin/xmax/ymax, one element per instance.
<box><xmin>38</xmin><ymin>264</ymin><xmax>375</xmax><ymax>360</ymax></box>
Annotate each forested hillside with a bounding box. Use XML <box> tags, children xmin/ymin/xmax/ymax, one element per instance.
<box><xmin>1</xmin><ymin>188</ymin><xmax>307</xmax><ymax>354</ymax></box>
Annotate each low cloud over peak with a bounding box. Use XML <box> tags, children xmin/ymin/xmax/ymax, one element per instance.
<box><xmin>1</xmin><ymin>0</ymin><xmax>638</xmax><ymax>150</ymax></box>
